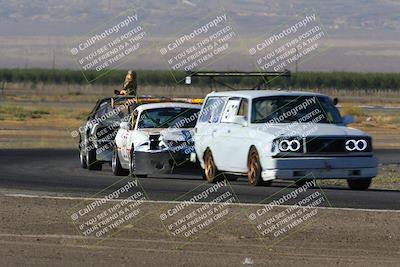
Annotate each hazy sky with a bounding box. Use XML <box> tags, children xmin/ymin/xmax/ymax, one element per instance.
<box><xmin>0</xmin><ymin>0</ymin><xmax>399</xmax><ymax>72</ymax></box>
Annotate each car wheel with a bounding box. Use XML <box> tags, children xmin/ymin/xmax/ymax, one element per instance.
<box><xmin>112</xmin><ymin>147</ymin><xmax>128</xmax><ymax>176</ymax></box>
<box><xmin>86</xmin><ymin>142</ymin><xmax>102</xmax><ymax>171</ymax></box>
<box><xmin>203</xmin><ymin>149</ymin><xmax>221</xmax><ymax>183</ymax></box>
<box><xmin>79</xmin><ymin>148</ymin><xmax>87</xmax><ymax>169</ymax></box>
<box><xmin>247</xmin><ymin>147</ymin><xmax>270</xmax><ymax>186</ymax></box>
<box><xmin>347</xmin><ymin>178</ymin><xmax>372</xmax><ymax>190</ymax></box>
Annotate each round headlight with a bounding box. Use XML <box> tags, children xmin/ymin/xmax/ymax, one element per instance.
<box><xmin>278</xmin><ymin>139</ymin><xmax>301</xmax><ymax>152</ymax></box>
<box><xmin>345</xmin><ymin>139</ymin><xmax>367</xmax><ymax>151</ymax></box>
<box><xmin>278</xmin><ymin>140</ymin><xmax>289</xmax><ymax>151</ymax></box>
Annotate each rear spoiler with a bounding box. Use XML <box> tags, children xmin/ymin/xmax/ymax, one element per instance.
<box><xmin>134</xmin><ymin>97</ymin><xmax>203</xmax><ymax>104</ymax></box>
<box><xmin>185</xmin><ymin>70</ymin><xmax>291</xmax><ymax>90</ymax></box>
<box><xmin>112</xmin><ymin>96</ymin><xmax>203</xmax><ymax>108</ymax></box>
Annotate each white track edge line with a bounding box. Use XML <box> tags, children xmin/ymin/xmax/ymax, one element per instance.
<box><xmin>4</xmin><ymin>193</ymin><xmax>400</xmax><ymax>213</ymax></box>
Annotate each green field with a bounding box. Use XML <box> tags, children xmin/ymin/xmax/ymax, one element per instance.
<box><xmin>0</xmin><ymin>69</ymin><xmax>400</xmax><ymax>90</ymax></box>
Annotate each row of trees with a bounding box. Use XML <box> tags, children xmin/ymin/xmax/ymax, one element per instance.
<box><xmin>0</xmin><ymin>69</ymin><xmax>180</xmax><ymax>86</ymax></box>
<box><xmin>0</xmin><ymin>68</ymin><xmax>399</xmax><ymax>90</ymax></box>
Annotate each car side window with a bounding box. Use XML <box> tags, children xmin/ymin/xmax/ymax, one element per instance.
<box><xmin>95</xmin><ymin>100</ymin><xmax>111</xmax><ymax>119</ymax></box>
<box><xmin>237</xmin><ymin>98</ymin><xmax>249</xmax><ymax>120</ymax></box>
<box><xmin>199</xmin><ymin>97</ymin><xmax>227</xmax><ymax>123</ymax></box>
<box><xmin>221</xmin><ymin>98</ymin><xmax>241</xmax><ymax>123</ymax></box>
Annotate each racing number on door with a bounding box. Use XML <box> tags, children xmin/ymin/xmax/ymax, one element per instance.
<box><xmin>120</xmin><ymin>130</ymin><xmax>130</xmax><ymax>160</ymax></box>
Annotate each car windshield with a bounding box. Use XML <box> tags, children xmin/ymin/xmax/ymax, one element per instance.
<box><xmin>251</xmin><ymin>95</ymin><xmax>342</xmax><ymax>124</ymax></box>
<box><xmin>137</xmin><ymin>107</ymin><xmax>199</xmax><ymax>129</ymax></box>
<box><xmin>94</xmin><ymin>99</ymin><xmax>134</xmax><ymax>122</ymax></box>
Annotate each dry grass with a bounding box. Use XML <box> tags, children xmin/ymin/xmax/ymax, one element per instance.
<box><xmin>0</xmin><ymin>102</ymin><xmax>89</xmax><ymax>122</ymax></box>
<box><xmin>304</xmin><ymin>85</ymin><xmax>400</xmax><ymax>102</ymax></box>
<box><xmin>340</xmin><ymin>104</ymin><xmax>365</xmax><ymax>117</ymax></box>
<box><xmin>3</xmin><ymin>83</ymin><xmax>212</xmax><ymax>100</ymax></box>
<box><xmin>352</xmin><ymin>111</ymin><xmax>400</xmax><ymax>128</ymax></box>
<box><xmin>4</xmin><ymin>83</ymin><xmax>400</xmax><ymax>108</ymax></box>
<box><xmin>0</xmin><ymin>103</ymin><xmax>50</xmax><ymax>121</ymax></box>
<box><xmin>339</xmin><ymin>101</ymin><xmax>400</xmax><ymax>133</ymax></box>
<box><xmin>0</xmin><ymin>101</ymin><xmax>87</xmax><ymax>149</ymax></box>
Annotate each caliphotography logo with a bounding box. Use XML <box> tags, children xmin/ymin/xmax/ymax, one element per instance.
<box><xmin>158</xmin><ymin>7</ymin><xmax>239</xmax><ymax>83</ymax></box>
<box><xmin>69</xmin><ymin>8</ymin><xmax>149</xmax><ymax>82</ymax></box>
<box><xmin>0</xmin><ymin>0</ymin><xmax>399</xmax><ymax>266</ymax></box>
<box><xmin>66</xmin><ymin>177</ymin><xmax>150</xmax><ymax>246</ymax></box>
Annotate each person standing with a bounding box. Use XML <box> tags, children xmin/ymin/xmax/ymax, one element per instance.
<box><xmin>117</xmin><ymin>70</ymin><xmax>137</xmax><ymax>96</ymax></box>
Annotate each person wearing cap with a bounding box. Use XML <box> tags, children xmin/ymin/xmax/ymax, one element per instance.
<box><xmin>118</xmin><ymin>70</ymin><xmax>137</xmax><ymax>96</ymax></box>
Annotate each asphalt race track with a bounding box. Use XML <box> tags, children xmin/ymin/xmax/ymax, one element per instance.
<box><xmin>0</xmin><ymin>149</ymin><xmax>399</xmax><ymax>210</ymax></box>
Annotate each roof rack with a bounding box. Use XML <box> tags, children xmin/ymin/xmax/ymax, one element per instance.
<box><xmin>185</xmin><ymin>70</ymin><xmax>291</xmax><ymax>91</ymax></box>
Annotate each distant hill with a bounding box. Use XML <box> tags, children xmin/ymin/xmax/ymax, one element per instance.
<box><xmin>1</xmin><ymin>0</ymin><xmax>400</xmax><ymax>38</ymax></box>
<box><xmin>0</xmin><ymin>0</ymin><xmax>399</xmax><ymax>71</ymax></box>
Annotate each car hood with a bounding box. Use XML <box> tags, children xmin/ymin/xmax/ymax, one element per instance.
<box><xmin>248</xmin><ymin>123</ymin><xmax>369</xmax><ymax>138</ymax></box>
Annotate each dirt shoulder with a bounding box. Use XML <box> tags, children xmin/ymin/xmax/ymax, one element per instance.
<box><xmin>0</xmin><ymin>195</ymin><xmax>398</xmax><ymax>266</ymax></box>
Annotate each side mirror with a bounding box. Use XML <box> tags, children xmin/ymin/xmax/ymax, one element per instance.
<box><xmin>230</xmin><ymin>115</ymin><xmax>248</xmax><ymax>127</ymax></box>
<box><xmin>342</xmin><ymin>115</ymin><xmax>355</xmax><ymax>126</ymax></box>
<box><xmin>119</xmin><ymin>121</ymin><xmax>130</xmax><ymax>130</ymax></box>
<box><xmin>333</xmin><ymin>97</ymin><xmax>339</xmax><ymax>106</ymax></box>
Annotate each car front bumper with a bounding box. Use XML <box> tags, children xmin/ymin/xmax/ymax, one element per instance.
<box><xmin>133</xmin><ymin>151</ymin><xmax>200</xmax><ymax>175</ymax></box>
<box><xmin>261</xmin><ymin>156</ymin><xmax>378</xmax><ymax>181</ymax></box>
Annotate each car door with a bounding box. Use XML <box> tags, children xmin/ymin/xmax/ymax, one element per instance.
<box><xmin>195</xmin><ymin>96</ymin><xmax>227</xmax><ymax>168</ymax></box>
<box><xmin>119</xmin><ymin>110</ymin><xmax>138</xmax><ymax>164</ymax></box>
<box><xmin>216</xmin><ymin>97</ymin><xmax>242</xmax><ymax>171</ymax></box>
<box><xmin>89</xmin><ymin>99</ymin><xmax>111</xmax><ymax>147</ymax></box>
<box><xmin>223</xmin><ymin>98</ymin><xmax>251</xmax><ymax>172</ymax></box>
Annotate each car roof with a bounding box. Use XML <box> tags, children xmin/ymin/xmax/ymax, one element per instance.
<box><xmin>135</xmin><ymin>102</ymin><xmax>201</xmax><ymax>112</ymax></box>
<box><xmin>98</xmin><ymin>96</ymin><xmax>136</xmax><ymax>101</ymax></box>
<box><xmin>207</xmin><ymin>90</ymin><xmax>326</xmax><ymax>99</ymax></box>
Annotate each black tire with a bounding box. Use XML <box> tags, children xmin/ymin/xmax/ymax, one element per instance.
<box><xmin>203</xmin><ymin>149</ymin><xmax>222</xmax><ymax>183</ymax></box>
<box><xmin>86</xmin><ymin>142</ymin><xmax>102</xmax><ymax>171</ymax></box>
<box><xmin>347</xmin><ymin>178</ymin><xmax>372</xmax><ymax>190</ymax></box>
<box><xmin>112</xmin><ymin>148</ymin><xmax>129</xmax><ymax>176</ymax></box>
<box><xmin>79</xmin><ymin>148</ymin><xmax>87</xmax><ymax>169</ymax></box>
<box><xmin>247</xmin><ymin>147</ymin><xmax>271</xmax><ymax>186</ymax></box>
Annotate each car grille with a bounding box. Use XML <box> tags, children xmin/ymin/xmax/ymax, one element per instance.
<box><xmin>273</xmin><ymin>136</ymin><xmax>373</xmax><ymax>157</ymax></box>
<box><xmin>149</xmin><ymin>134</ymin><xmax>161</xmax><ymax>150</ymax></box>
<box><xmin>304</xmin><ymin>136</ymin><xmax>372</xmax><ymax>153</ymax></box>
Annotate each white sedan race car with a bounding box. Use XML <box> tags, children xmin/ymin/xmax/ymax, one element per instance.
<box><xmin>112</xmin><ymin>102</ymin><xmax>201</xmax><ymax>176</ymax></box>
<box><xmin>194</xmin><ymin>90</ymin><xmax>378</xmax><ymax>190</ymax></box>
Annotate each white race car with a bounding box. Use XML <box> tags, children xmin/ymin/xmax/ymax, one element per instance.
<box><xmin>112</xmin><ymin>102</ymin><xmax>201</xmax><ymax>176</ymax></box>
<box><xmin>194</xmin><ymin>90</ymin><xmax>378</xmax><ymax>190</ymax></box>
